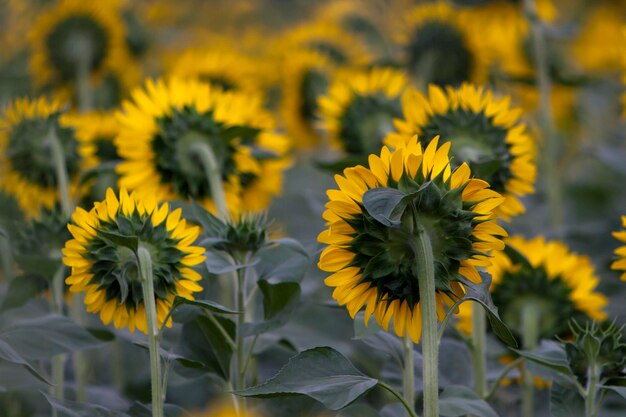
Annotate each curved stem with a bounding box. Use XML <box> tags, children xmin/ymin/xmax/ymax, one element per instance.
<box><xmin>188</xmin><ymin>140</ymin><xmax>230</xmax><ymax>221</ymax></box>
<box><xmin>471</xmin><ymin>303</ymin><xmax>487</xmax><ymax>399</ymax></box>
<box><xmin>413</xmin><ymin>219</ymin><xmax>439</xmax><ymax>417</ymax></box>
<box><xmin>521</xmin><ymin>304</ymin><xmax>540</xmax><ymax>417</ymax></box>
<box><xmin>137</xmin><ymin>247</ymin><xmax>164</xmax><ymax>417</ymax></box>
<box><xmin>485</xmin><ymin>357</ymin><xmax>524</xmax><ymax>402</ymax></box>
<box><xmin>379</xmin><ymin>382</ymin><xmax>419</xmax><ymax>417</ymax></box>
<box><xmin>402</xmin><ymin>334</ymin><xmax>415</xmax><ymax>415</ymax></box>
<box><xmin>524</xmin><ymin>0</ymin><xmax>563</xmax><ymax>236</ymax></box>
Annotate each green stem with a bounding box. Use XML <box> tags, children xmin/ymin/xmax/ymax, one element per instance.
<box><xmin>0</xmin><ymin>232</ymin><xmax>14</xmax><ymax>282</ymax></box>
<box><xmin>75</xmin><ymin>43</ymin><xmax>92</xmax><ymax>113</ymax></box>
<box><xmin>485</xmin><ymin>357</ymin><xmax>524</xmax><ymax>402</ymax></box>
<box><xmin>137</xmin><ymin>247</ymin><xmax>164</xmax><ymax>417</ymax></box>
<box><xmin>524</xmin><ymin>0</ymin><xmax>563</xmax><ymax>236</ymax></box>
<box><xmin>70</xmin><ymin>295</ymin><xmax>88</xmax><ymax>402</ymax></box>
<box><xmin>204</xmin><ymin>311</ymin><xmax>236</xmax><ymax>349</ymax></box>
<box><xmin>521</xmin><ymin>304</ymin><xmax>540</xmax><ymax>417</ymax></box>
<box><xmin>48</xmin><ymin>126</ymin><xmax>73</xmax><ymax>219</ymax></box>
<box><xmin>188</xmin><ymin>140</ymin><xmax>230</xmax><ymax>221</ymax></box>
<box><xmin>50</xmin><ymin>266</ymin><xmax>66</xmax><ymax>416</ymax></box>
<box><xmin>585</xmin><ymin>363</ymin><xmax>600</xmax><ymax>417</ymax></box>
<box><xmin>471</xmin><ymin>303</ymin><xmax>487</xmax><ymax>399</ymax></box>
<box><xmin>379</xmin><ymin>382</ymin><xmax>419</xmax><ymax>417</ymax></box>
<box><xmin>234</xmin><ymin>265</ymin><xmax>247</xmax><ymax>416</ymax></box>
<box><xmin>402</xmin><ymin>334</ymin><xmax>415</xmax><ymax>415</ymax></box>
<box><xmin>413</xmin><ymin>220</ymin><xmax>439</xmax><ymax>417</ymax></box>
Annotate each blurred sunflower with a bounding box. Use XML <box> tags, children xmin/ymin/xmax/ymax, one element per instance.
<box><xmin>318</xmin><ymin>136</ymin><xmax>507</xmax><ymax>343</ymax></box>
<box><xmin>319</xmin><ymin>67</ymin><xmax>408</xmax><ymax>157</ymax></box>
<box><xmin>28</xmin><ymin>0</ymin><xmax>134</xmax><ymax>93</ymax></box>
<box><xmin>116</xmin><ymin>77</ymin><xmax>290</xmax><ymax>215</ymax></box>
<box><xmin>63</xmin><ymin>188</ymin><xmax>205</xmax><ymax>333</ymax></box>
<box><xmin>389</xmin><ymin>84</ymin><xmax>536</xmax><ymax>221</ymax></box>
<box><xmin>611</xmin><ymin>215</ymin><xmax>626</xmax><ymax>281</ymax></box>
<box><xmin>456</xmin><ymin>236</ymin><xmax>608</xmax><ymax>339</ymax></box>
<box><xmin>169</xmin><ymin>48</ymin><xmax>263</xmax><ymax>95</ymax></box>
<box><xmin>0</xmin><ymin>97</ymin><xmax>85</xmax><ymax>219</ymax></box>
<box><xmin>189</xmin><ymin>401</ymin><xmax>260</xmax><ymax>417</ymax></box>
<box><xmin>396</xmin><ymin>2</ymin><xmax>488</xmax><ymax>87</ymax></box>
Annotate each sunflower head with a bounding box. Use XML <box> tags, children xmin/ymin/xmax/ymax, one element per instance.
<box><xmin>318</xmin><ymin>136</ymin><xmax>507</xmax><ymax>343</ymax></box>
<box><xmin>390</xmin><ymin>84</ymin><xmax>536</xmax><ymax>221</ymax></box>
<box><xmin>116</xmin><ymin>77</ymin><xmax>290</xmax><ymax>216</ymax></box>
<box><xmin>0</xmin><ymin>96</ymin><xmax>84</xmax><ymax>219</ymax></box>
<box><xmin>564</xmin><ymin>320</ymin><xmax>626</xmax><ymax>386</ymax></box>
<box><xmin>62</xmin><ymin>188</ymin><xmax>205</xmax><ymax>333</ymax></box>
<box><xmin>611</xmin><ymin>215</ymin><xmax>626</xmax><ymax>281</ymax></box>
<box><xmin>29</xmin><ymin>0</ymin><xmax>129</xmax><ymax>88</ymax></box>
<box><xmin>457</xmin><ymin>236</ymin><xmax>608</xmax><ymax>340</ymax></box>
<box><xmin>397</xmin><ymin>3</ymin><xmax>486</xmax><ymax>86</ymax></box>
<box><xmin>319</xmin><ymin>67</ymin><xmax>408</xmax><ymax>157</ymax></box>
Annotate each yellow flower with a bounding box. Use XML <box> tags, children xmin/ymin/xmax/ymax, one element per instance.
<box><xmin>389</xmin><ymin>83</ymin><xmax>536</xmax><ymax>221</ymax></box>
<box><xmin>115</xmin><ymin>77</ymin><xmax>290</xmax><ymax>216</ymax></box>
<box><xmin>189</xmin><ymin>401</ymin><xmax>260</xmax><ymax>417</ymax></box>
<box><xmin>612</xmin><ymin>215</ymin><xmax>626</xmax><ymax>281</ymax></box>
<box><xmin>28</xmin><ymin>0</ymin><xmax>134</xmax><ymax>91</ymax></box>
<box><xmin>0</xmin><ymin>96</ymin><xmax>85</xmax><ymax>219</ymax></box>
<box><xmin>456</xmin><ymin>235</ymin><xmax>608</xmax><ymax>338</ymax></box>
<box><xmin>319</xmin><ymin>67</ymin><xmax>408</xmax><ymax>156</ymax></box>
<box><xmin>62</xmin><ymin>188</ymin><xmax>205</xmax><ymax>333</ymax></box>
<box><xmin>318</xmin><ymin>137</ymin><xmax>507</xmax><ymax>343</ymax></box>
<box><xmin>396</xmin><ymin>2</ymin><xmax>488</xmax><ymax>86</ymax></box>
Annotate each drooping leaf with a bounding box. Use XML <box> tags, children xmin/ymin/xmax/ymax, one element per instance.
<box><xmin>549</xmin><ymin>382</ymin><xmax>585</xmax><ymax>417</ymax></box>
<box><xmin>0</xmin><ymin>340</ymin><xmax>50</xmax><ymax>385</ymax></box>
<box><xmin>362</xmin><ymin>188</ymin><xmax>406</xmax><ymax>227</ymax></box>
<box><xmin>1</xmin><ymin>273</ymin><xmax>48</xmax><ymax>311</ymax></box>
<box><xmin>242</xmin><ymin>280</ymin><xmax>301</xmax><ymax>336</ymax></box>
<box><xmin>512</xmin><ymin>340</ymin><xmax>574</xmax><ymax>379</ymax></box>
<box><xmin>194</xmin><ymin>314</ymin><xmax>235</xmax><ymax>379</ymax></box>
<box><xmin>439</xmin><ymin>385</ymin><xmax>499</xmax><ymax>417</ymax></box>
<box><xmin>43</xmin><ymin>392</ymin><xmax>132</xmax><ymax>417</ymax></box>
<box><xmin>237</xmin><ymin>346</ymin><xmax>378</xmax><ymax>410</ymax></box>
<box><xmin>254</xmin><ymin>241</ymin><xmax>310</xmax><ymax>283</ymax></box>
<box><xmin>600</xmin><ymin>385</ymin><xmax>626</xmax><ymax>401</ymax></box>
<box><xmin>0</xmin><ymin>314</ymin><xmax>105</xmax><ymax>359</ymax></box>
<box><xmin>171</xmin><ymin>296</ymin><xmax>239</xmax><ymax>315</ymax></box>
<box><xmin>131</xmin><ymin>342</ymin><xmax>205</xmax><ymax>369</ymax></box>
<box><xmin>96</xmin><ymin>230</ymin><xmax>139</xmax><ymax>252</ymax></box>
<box><xmin>204</xmin><ymin>250</ymin><xmax>258</xmax><ymax>274</ymax></box>
<box><xmin>189</xmin><ymin>200</ymin><xmax>226</xmax><ymax>237</ymax></box>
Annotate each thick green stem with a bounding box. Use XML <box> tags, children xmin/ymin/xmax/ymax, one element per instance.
<box><xmin>379</xmin><ymin>382</ymin><xmax>420</xmax><ymax>417</ymax></box>
<box><xmin>402</xmin><ymin>334</ymin><xmax>415</xmax><ymax>415</ymax></box>
<box><xmin>471</xmin><ymin>303</ymin><xmax>487</xmax><ymax>399</ymax></box>
<box><xmin>413</xmin><ymin>221</ymin><xmax>439</xmax><ymax>417</ymax></box>
<box><xmin>48</xmin><ymin>127</ymin><xmax>73</xmax><ymax>219</ymax></box>
<box><xmin>137</xmin><ymin>247</ymin><xmax>164</xmax><ymax>417</ymax></box>
<box><xmin>234</xmin><ymin>266</ymin><xmax>247</xmax><ymax>416</ymax></box>
<box><xmin>521</xmin><ymin>304</ymin><xmax>540</xmax><ymax>417</ymax></box>
<box><xmin>585</xmin><ymin>363</ymin><xmax>600</xmax><ymax>417</ymax></box>
<box><xmin>70</xmin><ymin>295</ymin><xmax>88</xmax><ymax>402</ymax></box>
<box><xmin>50</xmin><ymin>266</ymin><xmax>66</xmax><ymax>415</ymax></box>
<box><xmin>188</xmin><ymin>140</ymin><xmax>230</xmax><ymax>221</ymax></box>
<box><xmin>524</xmin><ymin>0</ymin><xmax>563</xmax><ymax>236</ymax></box>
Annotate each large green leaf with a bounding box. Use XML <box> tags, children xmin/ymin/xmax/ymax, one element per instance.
<box><xmin>204</xmin><ymin>251</ymin><xmax>258</xmax><ymax>274</ymax></box>
<box><xmin>237</xmin><ymin>347</ymin><xmax>378</xmax><ymax>410</ymax></box>
<box><xmin>242</xmin><ymin>280</ymin><xmax>301</xmax><ymax>336</ymax></box>
<box><xmin>254</xmin><ymin>241</ymin><xmax>310</xmax><ymax>283</ymax></box>
<box><xmin>0</xmin><ymin>339</ymin><xmax>50</xmax><ymax>385</ymax></box>
<box><xmin>362</xmin><ymin>187</ymin><xmax>406</xmax><ymax>227</ymax></box>
<box><xmin>44</xmin><ymin>392</ymin><xmax>132</xmax><ymax>417</ymax></box>
<box><xmin>512</xmin><ymin>340</ymin><xmax>574</xmax><ymax>379</ymax></box>
<box><xmin>194</xmin><ymin>314</ymin><xmax>235</xmax><ymax>379</ymax></box>
<box><xmin>601</xmin><ymin>385</ymin><xmax>626</xmax><ymax>401</ymax></box>
<box><xmin>96</xmin><ymin>230</ymin><xmax>139</xmax><ymax>252</ymax></box>
<box><xmin>189</xmin><ymin>200</ymin><xmax>226</xmax><ymax>237</ymax></box>
<box><xmin>439</xmin><ymin>385</ymin><xmax>498</xmax><ymax>417</ymax></box>
<box><xmin>0</xmin><ymin>314</ymin><xmax>105</xmax><ymax>359</ymax></box>
<box><xmin>550</xmin><ymin>382</ymin><xmax>585</xmax><ymax>417</ymax></box>
<box><xmin>1</xmin><ymin>273</ymin><xmax>48</xmax><ymax>311</ymax></box>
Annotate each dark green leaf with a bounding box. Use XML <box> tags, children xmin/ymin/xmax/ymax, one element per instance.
<box><xmin>132</xmin><ymin>342</ymin><xmax>205</xmax><ymax>368</ymax></box>
<box><xmin>362</xmin><ymin>188</ymin><xmax>406</xmax><ymax>227</ymax></box>
<box><xmin>96</xmin><ymin>230</ymin><xmax>138</xmax><ymax>252</ymax></box>
<box><xmin>338</xmin><ymin>404</ymin><xmax>382</xmax><ymax>417</ymax></box>
<box><xmin>237</xmin><ymin>346</ymin><xmax>378</xmax><ymax>410</ymax></box>
<box><xmin>221</xmin><ymin>125</ymin><xmax>261</xmax><ymax>141</ymax></box>
<box><xmin>13</xmin><ymin>255</ymin><xmax>62</xmax><ymax>279</ymax></box>
<box><xmin>205</xmin><ymin>250</ymin><xmax>258</xmax><ymax>274</ymax></box>
<box><xmin>439</xmin><ymin>385</ymin><xmax>499</xmax><ymax>417</ymax></box>
<box><xmin>195</xmin><ymin>314</ymin><xmax>236</xmax><ymax>379</ymax></box>
<box><xmin>242</xmin><ymin>281</ymin><xmax>301</xmax><ymax>336</ymax></box>
<box><xmin>254</xmin><ymin>241</ymin><xmax>310</xmax><ymax>283</ymax></box>
<box><xmin>171</xmin><ymin>296</ymin><xmax>239</xmax><ymax>314</ymax></box>
<box><xmin>43</xmin><ymin>392</ymin><xmax>131</xmax><ymax>416</ymax></box>
<box><xmin>1</xmin><ymin>273</ymin><xmax>48</xmax><ymax>311</ymax></box>
<box><xmin>550</xmin><ymin>382</ymin><xmax>585</xmax><ymax>417</ymax></box>
<box><xmin>600</xmin><ymin>385</ymin><xmax>626</xmax><ymax>401</ymax></box>
<box><xmin>86</xmin><ymin>328</ymin><xmax>116</xmax><ymax>342</ymax></box>
<box><xmin>189</xmin><ymin>200</ymin><xmax>226</xmax><ymax>237</ymax></box>
<box><xmin>0</xmin><ymin>314</ymin><xmax>105</xmax><ymax>359</ymax></box>
<box><xmin>0</xmin><ymin>340</ymin><xmax>50</xmax><ymax>385</ymax></box>
<box><xmin>512</xmin><ymin>340</ymin><xmax>574</xmax><ymax>378</ymax></box>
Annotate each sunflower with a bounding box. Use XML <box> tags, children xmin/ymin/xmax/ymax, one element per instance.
<box><xmin>456</xmin><ymin>235</ymin><xmax>608</xmax><ymax>339</ymax></box>
<box><xmin>0</xmin><ymin>97</ymin><xmax>85</xmax><ymax>219</ymax></box>
<box><xmin>611</xmin><ymin>215</ymin><xmax>626</xmax><ymax>281</ymax></box>
<box><xmin>318</xmin><ymin>136</ymin><xmax>507</xmax><ymax>343</ymax></box>
<box><xmin>62</xmin><ymin>188</ymin><xmax>205</xmax><ymax>333</ymax></box>
<box><xmin>396</xmin><ymin>2</ymin><xmax>488</xmax><ymax>87</ymax></box>
<box><xmin>279</xmin><ymin>50</ymin><xmax>333</xmax><ymax>148</ymax></box>
<box><xmin>169</xmin><ymin>48</ymin><xmax>263</xmax><ymax>95</ymax></box>
<box><xmin>116</xmin><ymin>77</ymin><xmax>290</xmax><ymax>216</ymax></box>
<box><xmin>28</xmin><ymin>0</ymin><xmax>132</xmax><ymax>91</ymax></box>
<box><xmin>318</xmin><ymin>67</ymin><xmax>408</xmax><ymax>157</ymax></box>
<box><xmin>389</xmin><ymin>84</ymin><xmax>536</xmax><ymax>221</ymax></box>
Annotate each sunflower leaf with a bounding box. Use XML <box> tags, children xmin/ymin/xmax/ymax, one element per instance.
<box><xmin>439</xmin><ymin>385</ymin><xmax>498</xmax><ymax>417</ymax></box>
<box><xmin>236</xmin><ymin>346</ymin><xmax>378</xmax><ymax>410</ymax></box>
<box><xmin>96</xmin><ymin>230</ymin><xmax>139</xmax><ymax>252</ymax></box>
<box><xmin>511</xmin><ymin>340</ymin><xmax>575</xmax><ymax>378</ymax></box>
<box><xmin>43</xmin><ymin>392</ymin><xmax>132</xmax><ymax>417</ymax></box>
<box><xmin>171</xmin><ymin>296</ymin><xmax>240</xmax><ymax>315</ymax></box>
<box><xmin>0</xmin><ymin>340</ymin><xmax>50</xmax><ymax>385</ymax></box>
<box><xmin>242</xmin><ymin>280</ymin><xmax>301</xmax><ymax>336</ymax></box>
<box><xmin>362</xmin><ymin>187</ymin><xmax>407</xmax><ymax>226</ymax></box>
<box><xmin>549</xmin><ymin>382</ymin><xmax>585</xmax><ymax>417</ymax></box>
<box><xmin>131</xmin><ymin>341</ymin><xmax>205</xmax><ymax>369</ymax></box>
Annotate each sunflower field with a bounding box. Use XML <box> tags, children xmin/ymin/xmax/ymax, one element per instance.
<box><xmin>1</xmin><ymin>0</ymin><xmax>626</xmax><ymax>416</ymax></box>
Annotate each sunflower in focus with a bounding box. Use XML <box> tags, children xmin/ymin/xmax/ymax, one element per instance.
<box><xmin>28</xmin><ymin>0</ymin><xmax>133</xmax><ymax>92</ymax></box>
<box><xmin>319</xmin><ymin>67</ymin><xmax>408</xmax><ymax>157</ymax></box>
<box><xmin>611</xmin><ymin>216</ymin><xmax>626</xmax><ymax>281</ymax></box>
<box><xmin>396</xmin><ymin>2</ymin><xmax>488</xmax><ymax>87</ymax></box>
<box><xmin>456</xmin><ymin>235</ymin><xmax>608</xmax><ymax>339</ymax></box>
<box><xmin>62</xmin><ymin>188</ymin><xmax>205</xmax><ymax>333</ymax></box>
<box><xmin>116</xmin><ymin>77</ymin><xmax>290</xmax><ymax>215</ymax></box>
<box><xmin>318</xmin><ymin>136</ymin><xmax>507</xmax><ymax>343</ymax></box>
<box><xmin>389</xmin><ymin>84</ymin><xmax>536</xmax><ymax>221</ymax></box>
<box><xmin>0</xmin><ymin>97</ymin><xmax>85</xmax><ymax>219</ymax></box>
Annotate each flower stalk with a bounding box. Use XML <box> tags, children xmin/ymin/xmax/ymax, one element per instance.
<box><xmin>413</xmin><ymin>217</ymin><xmax>439</xmax><ymax>417</ymax></box>
<box><xmin>584</xmin><ymin>363</ymin><xmax>600</xmax><ymax>417</ymax></box>
<box><xmin>50</xmin><ymin>265</ymin><xmax>67</xmax><ymax>415</ymax></box>
<box><xmin>471</xmin><ymin>303</ymin><xmax>487</xmax><ymax>399</ymax></box>
<box><xmin>235</xmin><ymin>265</ymin><xmax>247</xmax><ymax>416</ymax></box>
<box><xmin>75</xmin><ymin>41</ymin><xmax>93</xmax><ymax>113</ymax></box>
<box><xmin>521</xmin><ymin>303</ymin><xmax>540</xmax><ymax>417</ymax></box>
<box><xmin>188</xmin><ymin>140</ymin><xmax>230</xmax><ymax>221</ymax></box>
<box><xmin>138</xmin><ymin>246</ymin><xmax>164</xmax><ymax>417</ymax></box>
<box><xmin>402</xmin><ymin>333</ymin><xmax>415</xmax><ymax>415</ymax></box>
